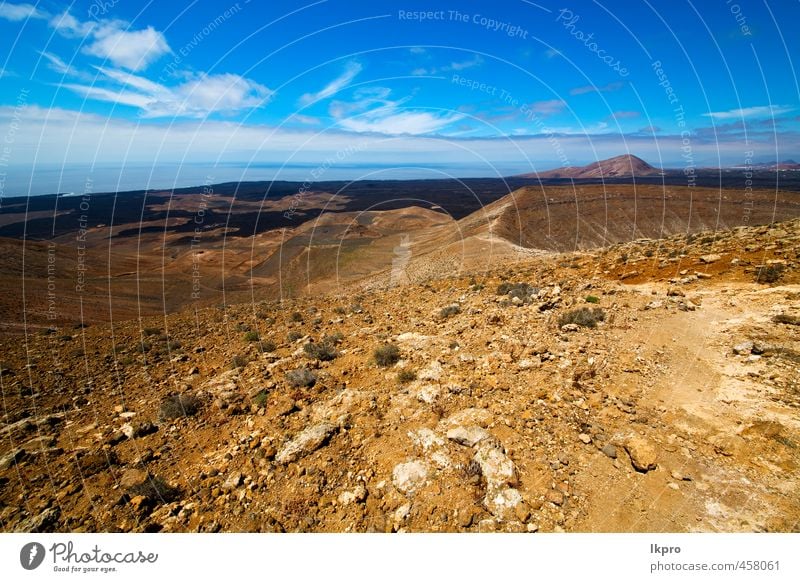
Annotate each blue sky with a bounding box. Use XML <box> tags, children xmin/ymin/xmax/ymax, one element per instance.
<box><xmin>0</xmin><ymin>0</ymin><xmax>799</xmax><ymax>192</ymax></box>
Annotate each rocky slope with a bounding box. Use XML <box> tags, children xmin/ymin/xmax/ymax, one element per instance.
<box><xmin>1</xmin><ymin>219</ymin><xmax>798</xmax><ymax>533</ymax></box>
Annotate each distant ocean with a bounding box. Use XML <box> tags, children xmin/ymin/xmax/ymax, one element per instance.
<box><xmin>0</xmin><ymin>162</ymin><xmax>534</xmax><ymax>197</ymax></box>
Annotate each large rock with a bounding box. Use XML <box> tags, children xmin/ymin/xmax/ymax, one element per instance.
<box><xmin>442</xmin><ymin>408</ymin><xmax>493</xmax><ymax>429</ymax></box>
<box><xmin>276</xmin><ymin>422</ymin><xmax>336</xmax><ymax>464</ymax></box>
<box><xmin>0</xmin><ymin>448</ymin><xmax>25</xmax><ymax>470</ymax></box>
<box><xmin>473</xmin><ymin>441</ymin><xmax>517</xmax><ymax>488</ymax></box>
<box><xmin>484</xmin><ymin>487</ymin><xmax>524</xmax><ymax>520</ymax></box>
<box><xmin>625</xmin><ymin>436</ymin><xmax>658</xmax><ymax>472</ymax></box>
<box><xmin>14</xmin><ymin>507</ymin><xmax>60</xmax><ymax>532</ymax></box>
<box><xmin>392</xmin><ymin>460</ymin><xmax>429</xmax><ymax>494</ymax></box>
<box><xmin>446</xmin><ymin>426</ymin><xmax>490</xmax><ymax>447</ymax></box>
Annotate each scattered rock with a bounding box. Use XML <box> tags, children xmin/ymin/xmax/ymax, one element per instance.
<box><xmin>276</xmin><ymin>422</ymin><xmax>337</xmax><ymax>464</ymax></box>
<box><xmin>14</xmin><ymin>507</ymin><xmax>60</xmax><ymax>532</ymax></box>
<box><xmin>578</xmin><ymin>433</ymin><xmax>592</xmax><ymax>445</ymax></box>
<box><xmin>221</xmin><ymin>472</ymin><xmax>243</xmax><ymax>491</ymax></box>
<box><xmin>473</xmin><ymin>441</ymin><xmax>517</xmax><ymax>489</ymax></box>
<box><xmin>484</xmin><ymin>487</ymin><xmax>524</xmax><ymax>520</ymax></box>
<box><xmin>446</xmin><ymin>425</ymin><xmax>490</xmax><ymax>447</ymax></box>
<box><xmin>392</xmin><ymin>460</ymin><xmax>429</xmax><ymax>494</ymax></box>
<box><xmin>699</xmin><ymin>254</ymin><xmax>721</xmax><ymax>264</ymax></box>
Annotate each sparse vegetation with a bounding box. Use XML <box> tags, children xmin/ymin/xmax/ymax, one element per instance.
<box><xmin>231</xmin><ymin>354</ymin><xmax>249</xmax><ymax>369</ymax></box>
<box><xmin>126</xmin><ymin>475</ymin><xmax>181</xmax><ymax>503</ymax></box>
<box><xmin>397</xmin><ymin>369</ymin><xmax>417</xmax><ymax>384</ymax></box>
<box><xmin>290</xmin><ymin>311</ymin><xmax>303</xmax><ymax>322</ymax></box>
<box><xmin>374</xmin><ymin>343</ymin><xmax>401</xmax><ymax>367</ymax></box>
<box><xmin>323</xmin><ymin>332</ymin><xmax>344</xmax><ymax>344</ymax></box>
<box><xmin>558</xmin><ymin>307</ymin><xmax>606</xmax><ymax>329</ymax></box>
<box><xmin>287</xmin><ymin>331</ymin><xmax>303</xmax><ymax>342</ymax></box>
<box><xmin>143</xmin><ymin>327</ymin><xmax>161</xmax><ymax>336</ymax></box>
<box><xmin>259</xmin><ymin>339</ymin><xmax>277</xmax><ymax>352</ymax></box>
<box><xmin>286</xmin><ymin>367</ymin><xmax>317</xmax><ymax>388</ymax></box>
<box><xmin>303</xmin><ymin>340</ymin><xmax>337</xmax><ymax>361</ymax></box>
<box><xmin>755</xmin><ymin>263</ymin><xmax>785</xmax><ymax>284</ymax></box>
<box><xmin>333</xmin><ymin>306</ymin><xmax>347</xmax><ymax>315</ymax></box>
<box><xmin>251</xmin><ymin>390</ymin><xmax>268</xmax><ymax>408</ymax></box>
<box><xmin>159</xmin><ymin>393</ymin><xmax>201</xmax><ymax>420</ymax></box>
<box><xmin>585</xmin><ymin>295</ymin><xmax>600</xmax><ymax>304</ymax></box>
<box><xmin>243</xmin><ymin>331</ymin><xmax>260</xmax><ymax>342</ymax></box>
<box><xmin>496</xmin><ymin>282</ymin><xmax>537</xmax><ymax>303</ymax></box>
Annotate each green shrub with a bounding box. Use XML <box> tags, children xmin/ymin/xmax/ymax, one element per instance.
<box><xmin>558</xmin><ymin>307</ymin><xmax>606</xmax><ymax>329</ymax></box>
<box><xmin>260</xmin><ymin>340</ymin><xmax>277</xmax><ymax>352</ymax></box>
<box><xmin>290</xmin><ymin>311</ymin><xmax>303</xmax><ymax>322</ymax></box>
<box><xmin>755</xmin><ymin>264</ymin><xmax>785</xmax><ymax>284</ymax></box>
<box><xmin>159</xmin><ymin>394</ymin><xmax>201</xmax><ymax>420</ymax></box>
<box><xmin>585</xmin><ymin>295</ymin><xmax>600</xmax><ymax>304</ymax></box>
<box><xmin>303</xmin><ymin>341</ymin><xmax>337</xmax><ymax>361</ymax></box>
<box><xmin>496</xmin><ymin>282</ymin><xmax>537</xmax><ymax>303</ymax></box>
<box><xmin>231</xmin><ymin>354</ymin><xmax>249</xmax><ymax>369</ymax></box>
<box><xmin>244</xmin><ymin>331</ymin><xmax>260</xmax><ymax>342</ymax></box>
<box><xmin>323</xmin><ymin>332</ymin><xmax>344</xmax><ymax>344</ymax></box>
<box><xmin>251</xmin><ymin>390</ymin><xmax>268</xmax><ymax>408</ymax></box>
<box><xmin>287</xmin><ymin>331</ymin><xmax>303</xmax><ymax>342</ymax></box>
<box><xmin>397</xmin><ymin>369</ymin><xmax>417</xmax><ymax>384</ymax></box>
<box><xmin>374</xmin><ymin>344</ymin><xmax>400</xmax><ymax>367</ymax></box>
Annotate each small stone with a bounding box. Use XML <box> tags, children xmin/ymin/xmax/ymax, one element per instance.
<box><xmin>601</xmin><ymin>444</ymin><xmax>618</xmax><ymax>459</ymax></box>
<box><xmin>545</xmin><ymin>489</ymin><xmax>564</xmax><ymax>506</ymax></box>
<box><xmin>578</xmin><ymin>433</ymin><xmax>592</xmax><ymax>445</ymax></box>
<box><xmin>732</xmin><ymin>341</ymin><xmax>753</xmax><ymax>355</ymax></box>
<box><xmin>221</xmin><ymin>472</ymin><xmax>243</xmax><ymax>491</ymax></box>
<box><xmin>561</xmin><ymin>323</ymin><xmax>579</xmax><ymax>332</ymax></box>
<box><xmin>625</xmin><ymin>436</ymin><xmax>658</xmax><ymax>472</ymax></box>
<box><xmin>699</xmin><ymin>254</ymin><xmax>721</xmax><ymax>264</ymax></box>
<box><xmin>667</xmin><ymin>482</ymin><xmax>679</xmax><ymax>491</ymax></box>
<box><xmin>526</xmin><ymin>522</ymin><xmax>539</xmax><ymax>532</ymax></box>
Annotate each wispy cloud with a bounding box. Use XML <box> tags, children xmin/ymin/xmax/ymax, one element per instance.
<box><xmin>528</xmin><ymin>99</ymin><xmax>567</xmax><ymax>117</ymax></box>
<box><xmin>570</xmin><ymin>81</ymin><xmax>624</xmax><ymax>96</ymax></box>
<box><xmin>703</xmin><ymin>105</ymin><xmax>793</xmax><ymax>120</ymax></box>
<box><xmin>410</xmin><ymin>55</ymin><xmax>483</xmax><ymax>76</ymax></box>
<box><xmin>63</xmin><ymin>67</ymin><xmax>273</xmax><ymax>118</ymax></box>
<box><xmin>605</xmin><ymin>110</ymin><xmax>640</xmax><ymax>121</ymax></box>
<box><xmin>39</xmin><ymin>51</ymin><xmax>94</xmax><ymax>81</ymax></box>
<box><xmin>0</xmin><ymin>2</ymin><xmax>46</xmax><ymax>21</ymax></box>
<box><xmin>299</xmin><ymin>62</ymin><xmax>362</xmax><ymax>106</ymax></box>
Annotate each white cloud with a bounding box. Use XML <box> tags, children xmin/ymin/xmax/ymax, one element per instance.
<box><xmin>49</xmin><ymin>10</ymin><xmax>97</xmax><ymax>37</ymax></box>
<box><xmin>0</xmin><ymin>2</ymin><xmax>45</xmax><ymax>21</ymax></box>
<box><xmin>528</xmin><ymin>99</ymin><xmax>567</xmax><ymax>117</ymax></box>
<box><xmin>39</xmin><ymin>51</ymin><xmax>94</xmax><ymax>81</ymax></box>
<box><xmin>703</xmin><ymin>105</ymin><xmax>793</xmax><ymax>120</ymax></box>
<box><xmin>83</xmin><ymin>25</ymin><xmax>171</xmax><ymax>71</ymax></box>
<box><xmin>62</xmin><ymin>67</ymin><xmax>273</xmax><ymax>118</ymax></box>
<box><xmin>411</xmin><ymin>55</ymin><xmax>484</xmax><ymax>76</ymax></box>
<box><xmin>339</xmin><ymin>110</ymin><xmax>464</xmax><ymax>135</ymax></box>
<box><xmin>299</xmin><ymin>62</ymin><xmax>362</xmax><ymax>105</ymax></box>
